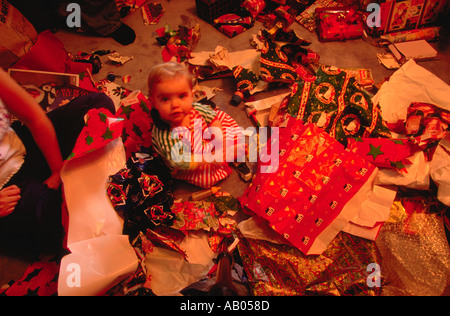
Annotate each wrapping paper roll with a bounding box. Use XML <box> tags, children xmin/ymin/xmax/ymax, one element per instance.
<box><xmin>381</xmin><ymin>27</ymin><xmax>441</xmax><ymax>43</ymax></box>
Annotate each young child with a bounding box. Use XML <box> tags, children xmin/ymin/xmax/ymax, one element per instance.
<box><xmin>148</xmin><ymin>62</ymin><xmax>243</xmax><ymax>188</ymax></box>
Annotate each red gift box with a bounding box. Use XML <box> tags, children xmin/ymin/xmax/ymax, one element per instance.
<box><xmin>316</xmin><ymin>6</ymin><xmax>364</xmax><ymax>42</ymax></box>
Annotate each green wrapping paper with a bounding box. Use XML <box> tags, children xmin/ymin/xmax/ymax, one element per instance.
<box><xmin>286</xmin><ymin>65</ymin><xmax>392</xmax><ymax>146</ymax></box>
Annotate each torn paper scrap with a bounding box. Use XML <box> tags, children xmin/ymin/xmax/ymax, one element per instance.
<box><xmin>108</xmin><ymin>52</ymin><xmax>134</xmax><ymax>65</ymax></box>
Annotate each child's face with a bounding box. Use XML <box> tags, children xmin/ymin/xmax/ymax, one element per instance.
<box><xmin>151</xmin><ymin>77</ymin><xmax>193</xmax><ymax>127</ymax></box>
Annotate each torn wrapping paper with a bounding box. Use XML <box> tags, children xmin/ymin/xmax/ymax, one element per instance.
<box><xmin>108</xmin><ymin>52</ymin><xmax>134</xmax><ymax>65</ymax></box>
<box><xmin>295</xmin><ymin>0</ymin><xmax>342</xmax><ymax>32</ymax></box>
<box><xmin>95</xmin><ymin>79</ymin><xmax>132</xmax><ymax>110</ymax></box>
<box><xmin>395</xmin><ymin>102</ymin><xmax>450</xmax><ymax>161</ymax></box>
<box><xmin>66</xmin><ymin>108</ymin><xmax>124</xmax><ymax>161</ymax></box>
<box><xmin>107</xmin><ymin>150</ymin><xmax>175</xmax><ymax>240</ymax></box>
<box><xmin>376</xmin><ymin>150</ymin><xmax>431</xmax><ymax>190</ymax></box>
<box><xmin>114</xmin><ymin>91</ymin><xmax>153</xmax><ymax>159</ymax></box>
<box><xmin>190</xmin><ymin>46</ymin><xmax>261</xmax><ymax>74</ymax></box>
<box><xmin>145</xmin><ymin>227</ymin><xmax>187</xmax><ymax>258</ymax></box>
<box><xmin>244</xmin><ymin>92</ymin><xmax>290</xmax><ymax>127</ymax></box>
<box><xmin>377</xmin><ymin>52</ymin><xmax>401</xmax><ymax>69</ymax></box>
<box><xmin>62</xmin><ymin>137</ymin><xmax>124</xmax><ymax>244</ymax></box>
<box><xmin>58</xmin><ymin>106</ymin><xmax>146</xmax><ymax>296</ymax></box>
<box><xmin>193</xmin><ymin>84</ymin><xmax>222</xmax><ymax>103</ymax></box>
<box><xmin>232</xmin><ymin>65</ymin><xmax>261</xmax><ymax>97</ymax></box>
<box><xmin>240</xmin><ymin>119</ymin><xmax>380</xmax><ymax>255</ymax></box>
<box><xmin>347</xmin><ymin>138</ymin><xmax>413</xmax><ymax>171</ymax></box>
<box><xmin>141</xmin><ymin>2</ymin><xmax>164</xmax><ymax>25</ymax></box>
<box><xmin>59</xmin><ymin>234</ymin><xmax>138</xmax><ymax>296</ymax></box>
<box><xmin>237</xmin><ymin>232</ymin><xmax>383</xmax><ymax>296</ymax></box>
<box><xmin>213</xmin><ymin>11</ymin><xmax>255</xmax><ymax>38</ymax></box>
<box><xmin>430</xmin><ymin>132</ymin><xmax>450</xmax><ymax>207</ymax></box>
<box><xmin>372</xmin><ymin>59</ymin><xmax>450</xmax><ymax>125</ymax></box>
<box><xmin>259</xmin><ymin>29</ymin><xmax>317</xmax><ymax>83</ymax></box>
<box><xmin>139</xmin><ymin>231</ymin><xmax>216</xmax><ymax>296</ymax></box>
<box><xmin>171</xmin><ymin>201</ymin><xmax>220</xmax><ymax>232</ymax></box>
<box><xmin>116</xmin><ymin>0</ymin><xmax>147</xmax><ymax>15</ymax></box>
<box><xmin>0</xmin><ymin>259</ymin><xmax>59</xmax><ymax>296</ymax></box>
<box><xmin>341</xmin><ymin>68</ymin><xmax>374</xmax><ymax>87</ymax></box>
<box><xmin>156</xmin><ymin>24</ymin><xmax>201</xmax><ymax>63</ymax></box>
<box><xmin>341</xmin><ymin>183</ymin><xmax>397</xmax><ymax>241</ymax></box>
<box><xmin>188</xmin><ymin>46</ymin><xmax>261</xmax><ymax>80</ymax></box>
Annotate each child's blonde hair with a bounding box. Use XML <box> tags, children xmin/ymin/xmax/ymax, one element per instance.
<box><xmin>147</xmin><ymin>61</ymin><xmax>195</xmax><ymax>96</ymax></box>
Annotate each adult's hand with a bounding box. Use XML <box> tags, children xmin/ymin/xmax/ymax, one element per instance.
<box><xmin>0</xmin><ymin>185</ymin><xmax>21</xmax><ymax>218</ymax></box>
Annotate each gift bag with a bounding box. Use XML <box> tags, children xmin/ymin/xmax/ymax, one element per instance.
<box><xmin>238</xmin><ymin>232</ymin><xmax>383</xmax><ymax>296</ymax></box>
<box><xmin>240</xmin><ymin>118</ymin><xmax>378</xmax><ymax>255</ymax></box>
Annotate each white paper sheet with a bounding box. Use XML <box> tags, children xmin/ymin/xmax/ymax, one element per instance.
<box><xmin>373</xmin><ymin>59</ymin><xmax>450</xmax><ymax>124</ymax></box>
<box><xmin>431</xmin><ymin>132</ymin><xmax>450</xmax><ymax>207</ymax></box>
<box><xmin>58</xmin><ymin>138</ymin><xmax>138</xmax><ymax>296</ymax></box>
<box><xmin>144</xmin><ymin>232</ymin><xmax>216</xmax><ymax>296</ymax></box>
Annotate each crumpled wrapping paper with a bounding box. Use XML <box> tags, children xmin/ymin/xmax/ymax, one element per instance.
<box><xmin>240</xmin><ymin>119</ymin><xmax>392</xmax><ymax>255</ymax></box>
<box><xmin>237</xmin><ymin>224</ymin><xmax>383</xmax><ymax>296</ymax></box>
<box><xmin>376</xmin><ymin>198</ymin><xmax>450</xmax><ymax>296</ymax></box>
<box><xmin>372</xmin><ymin>59</ymin><xmax>450</xmax><ymax>125</ymax></box>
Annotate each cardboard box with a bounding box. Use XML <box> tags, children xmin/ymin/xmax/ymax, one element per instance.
<box><xmin>8</xmin><ymin>68</ymin><xmax>85</xmax><ymax>113</ymax></box>
<box><xmin>388</xmin><ymin>39</ymin><xmax>438</xmax><ymax>61</ymax></box>
<box><xmin>8</xmin><ymin>68</ymin><xmax>80</xmax><ymax>87</ymax></box>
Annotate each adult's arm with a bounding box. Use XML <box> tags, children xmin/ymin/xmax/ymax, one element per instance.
<box><xmin>0</xmin><ymin>68</ymin><xmax>64</xmax><ymax>189</ymax></box>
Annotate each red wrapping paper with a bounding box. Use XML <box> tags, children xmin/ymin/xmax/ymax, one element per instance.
<box><xmin>316</xmin><ymin>6</ymin><xmax>364</xmax><ymax>42</ymax></box>
<box><xmin>240</xmin><ymin>119</ymin><xmax>377</xmax><ymax>255</ymax></box>
<box><xmin>347</xmin><ymin>137</ymin><xmax>413</xmax><ymax>171</ymax></box>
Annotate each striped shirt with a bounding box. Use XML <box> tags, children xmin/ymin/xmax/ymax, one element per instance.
<box><xmin>152</xmin><ymin>103</ymin><xmax>241</xmax><ymax>188</ymax></box>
